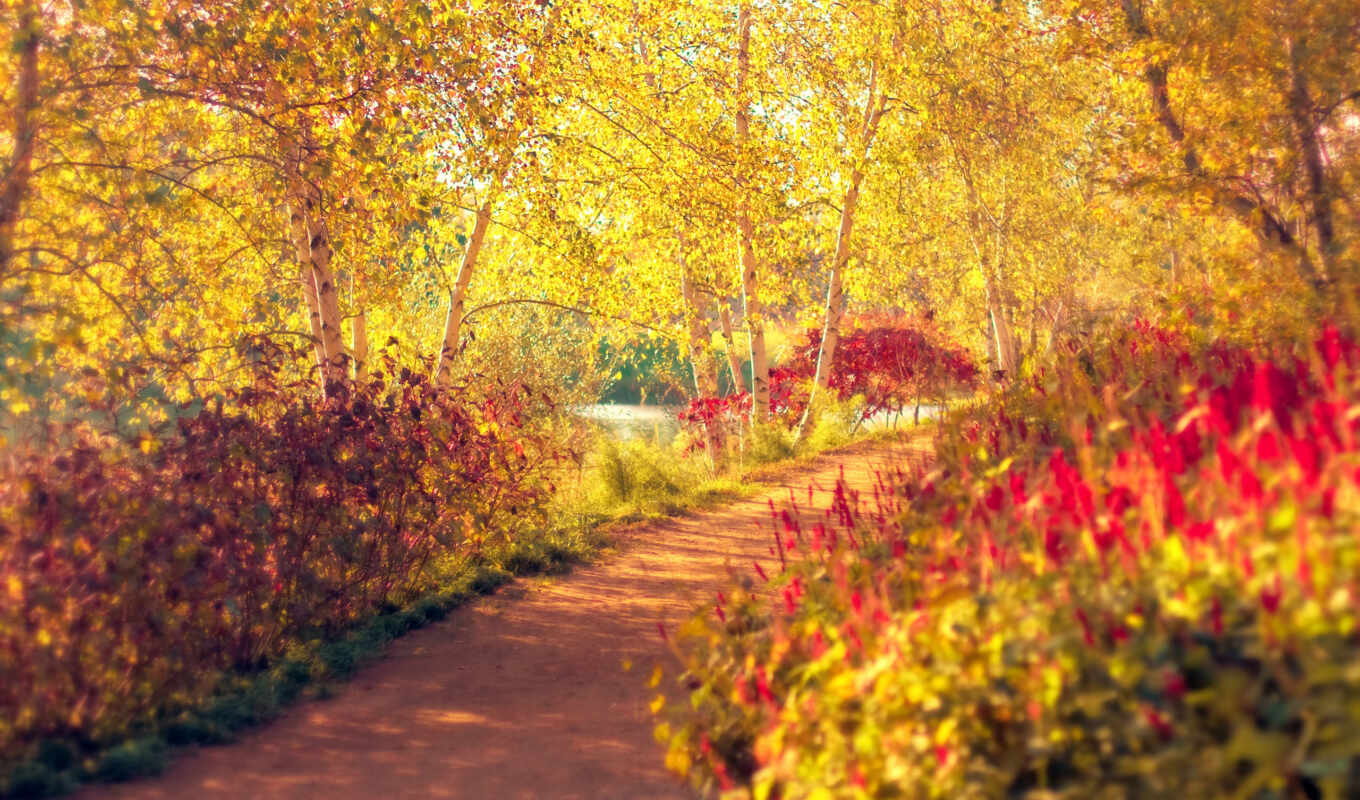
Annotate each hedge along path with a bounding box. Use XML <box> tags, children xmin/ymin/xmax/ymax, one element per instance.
<box><xmin>78</xmin><ymin>439</ymin><xmax>927</xmax><ymax>800</ymax></box>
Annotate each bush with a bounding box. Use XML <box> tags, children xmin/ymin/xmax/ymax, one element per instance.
<box><xmin>745</xmin><ymin>423</ymin><xmax>796</xmax><ymax>465</ymax></box>
<box><xmin>0</xmin><ymin>341</ymin><xmax>563</xmax><ymax>776</ymax></box>
<box><xmin>587</xmin><ymin>438</ymin><xmax>699</xmax><ymax>513</ymax></box>
<box><xmin>660</xmin><ymin>320</ymin><xmax>1360</xmax><ymax>798</ymax></box>
<box><xmin>677</xmin><ymin>317</ymin><xmax>976</xmax><ymax>454</ymax></box>
<box><xmin>797</xmin><ymin>395</ymin><xmax>860</xmax><ymax>454</ymax></box>
<box><xmin>93</xmin><ymin>739</ymin><xmax>166</xmax><ymax>783</ymax></box>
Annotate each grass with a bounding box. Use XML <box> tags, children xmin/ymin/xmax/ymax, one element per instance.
<box><xmin>565</xmin><ymin>397</ymin><xmax>928</xmax><ymax>519</ymax></box>
<box><xmin>574</xmin><ymin>437</ymin><xmax>747</xmax><ymax>518</ymax></box>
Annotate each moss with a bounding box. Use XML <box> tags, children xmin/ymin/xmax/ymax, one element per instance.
<box><xmin>470</xmin><ymin>565</ymin><xmax>511</xmax><ymax>595</ymax></box>
<box><xmin>93</xmin><ymin>739</ymin><xmax>166</xmax><ymax>783</ymax></box>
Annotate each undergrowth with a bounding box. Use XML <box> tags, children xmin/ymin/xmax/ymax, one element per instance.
<box><xmin>0</xmin><ymin>522</ymin><xmax>601</xmax><ymax>799</ymax></box>
<box><xmin>4</xmin><ymin>406</ymin><xmax>911</xmax><ymax>799</ymax></box>
<box><xmin>575</xmin><ymin>437</ymin><xmax>747</xmax><ymax>518</ymax></box>
<box><xmin>659</xmin><ymin>319</ymin><xmax>1360</xmax><ymax>799</ymax></box>
<box><xmin>571</xmin><ymin>400</ymin><xmax>908</xmax><ymax>521</ymax></box>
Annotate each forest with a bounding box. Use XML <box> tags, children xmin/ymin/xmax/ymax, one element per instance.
<box><xmin>2</xmin><ymin>0</ymin><xmax>1359</xmax><ymax>797</ymax></box>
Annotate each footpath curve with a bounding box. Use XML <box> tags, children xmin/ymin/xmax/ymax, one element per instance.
<box><xmin>78</xmin><ymin>439</ymin><xmax>925</xmax><ymax>800</ymax></box>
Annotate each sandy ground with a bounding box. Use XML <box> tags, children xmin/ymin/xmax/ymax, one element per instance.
<box><xmin>77</xmin><ymin>440</ymin><xmax>924</xmax><ymax>800</ymax></box>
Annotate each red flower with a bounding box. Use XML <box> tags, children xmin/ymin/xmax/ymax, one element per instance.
<box><xmin>1256</xmin><ymin>431</ymin><xmax>1282</xmax><ymax>463</ymax></box>
<box><xmin>1143</xmin><ymin>707</ymin><xmax>1175</xmax><ymax>740</ymax></box>
<box><xmin>1260</xmin><ymin>575</ymin><xmax>1283</xmax><ymax>614</ymax></box>
<box><xmin>1163</xmin><ymin>670</ymin><xmax>1187</xmax><ymax>700</ymax></box>
<box><xmin>1186</xmin><ymin>521</ymin><xmax>1214</xmax><ymax>544</ymax></box>
<box><xmin>1163</xmin><ymin>475</ymin><xmax>1187</xmax><ymax>529</ymax></box>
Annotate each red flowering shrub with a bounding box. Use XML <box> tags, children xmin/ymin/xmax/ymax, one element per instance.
<box><xmin>0</xmin><ymin>342</ymin><xmax>560</xmax><ymax>767</ymax></box>
<box><xmin>660</xmin><ymin>321</ymin><xmax>1360</xmax><ymax>798</ymax></box>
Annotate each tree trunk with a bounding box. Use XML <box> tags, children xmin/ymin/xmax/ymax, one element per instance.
<box><xmin>739</xmin><ymin>233</ymin><xmax>769</xmax><ymax>421</ymax></box>
<box><xmin>1119</xmin><ymin>0</ymin><xmax>1322</xmax><ymax>291</ymax></box>
<box><xmin>302</xmin><ymin>200</ymin><xmax>347</xmax><ymax>388</ymax></box>
<box><xmin>288</xmin><ymin>193</ymin><xmax>345</xmax><ymax>389</ymax></box>
<box><xmin>280</xmin><ymin>120</ymin><xmax>348</xmax><ymax>394</ymax></box>
<box><xmin>433</xmin><ymin>197</ymin><xmax>494</xmax><ymax>385</ymax></box>
<box><xmin>718</xmin><ymin>304</ymin><xmax>746</xmax><ymax>394</ymax></box>
<box><xmin>799</xmin><ymin>63</ymin><xmax>889</xmax><ymax>439</ymax></box>
<box><xmin>287</xmin><ymin>185</ymin><xmax>326</xmax><ymax>379</ymax></box>
<box><xmin>296</xmin><ymin>258</ymin><xmax>326</xmax><ymax>377</ymax></box>
<box><xmin>1286</xmin><ymin>38</ymin><xmax>1340</xmax><ymax>288</ymax></box>
<box><xmin>0</xmin><ymin>0</ymin><xmax>39</xmax><ymax>275</ymax></box>
<box><xmin>952</xmin><ymin>138</ymin><xmax>1018</xmax><ymax>382</ymax></box>
<box><xmin>735</xmin><ymin>3</ymin><xmax>770</xmax><ymax>423</ymax></box>
<box><xmin>679</xmin><ymin>246</ymin><xmax>720</xmax><ymax>400</ymax></box>
<box><xmin>987</xmin><ymin>288</ymin><xmax>1019</xmax><ymax>378</ymax></box>
<box><xmin>812</xmin><ymin>263</ymin><xmax>848</xmax><ymax>387</ymax></box>
<box><xmin>428</xmin><ymin>6</ymin><xmax>562</xmax><ymax>382</ymax></box>
<box><xmin>679</xmin><ymin>242</ymin><xmax>722</xmax><ymax>457</ymax></box>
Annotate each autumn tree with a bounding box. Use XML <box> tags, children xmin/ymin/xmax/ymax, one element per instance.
<box><xmin>1058</xmin><ymin>0</ymin><xmax>1360</xmax><ymax>317</ymax></box>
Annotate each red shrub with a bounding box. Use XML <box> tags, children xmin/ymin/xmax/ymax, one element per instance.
<box><xmin>663</xmin><ymin>320</ymin><xmax>1360</xmax><ymax>797</ymax></box>
<box><xmin>679</xmin><ymin>317</ymin><xmax>976</xmax><ymax>450</ymax></box>
<box><xmin>0</xmin><ymin>342</ymin><xmax>559</xmax><ymax>755</ymax></box>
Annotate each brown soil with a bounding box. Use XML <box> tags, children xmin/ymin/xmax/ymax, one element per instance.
<box><xmin>77</xmin><ymin>439</ymin><xmax>925</xmax><ymax>800</ymax></box>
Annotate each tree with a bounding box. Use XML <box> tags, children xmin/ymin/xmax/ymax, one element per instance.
<box><xmin>1060</xmin><ymin>0</ymin><xmax>1360</xmax><ymax>315</ymax></box>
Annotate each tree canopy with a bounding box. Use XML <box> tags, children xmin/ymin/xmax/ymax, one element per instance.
<box><xmin>1</xmin><ymin>0</ymin><xmax>1355</xmax><ymax>429</ymax></box>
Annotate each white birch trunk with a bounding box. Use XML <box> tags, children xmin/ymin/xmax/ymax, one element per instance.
<box><xmin>302</xmin><ymin>204</ymin><xmax>348</xmax><ymax>388</ymax></box>
<box><xmin>799</xmin><ymin>67</ymin><xmax>891</xmax><ymax>438</ymax></box>
<box><xmin>433</xmin><ymin>197</ymin><xmax>494</xmax><ymax>385</ymax></box>
<box><xmin>286</xmin><ymin>182</ymin><xmax>338</xmax><ymax>388</ymax></box>
<box><xmin>278</xmin><ymin>116</ymin><xmax>348</xmax><ymax>394</ymax></box>
<box><xmin>985</xmin><ymin>274</ymin><xmax>1019</xmax><ymax>378</ymax></box>
<box><xmin>679</xmin><ymin>243</ymin><xmax>722</xmax><ymax>457</ymax></box>
<box><xmin>798</xmin><ymin>66</ymin><xmax>889</xmax><ymax>439</ymax></box>
<box><xmin>679</xmin><ymin>251</ymin><xmax>719</xmax><ymax>399</ymax></box>
<box><xmin>296</xmin><ymin>258</ymin><xmax>326</xmax><ymax>377</ymax></box>
<box><xmin>735</xmin><ymin>4</ymin><xmax>770</xmax><ymax>422</ymax></box>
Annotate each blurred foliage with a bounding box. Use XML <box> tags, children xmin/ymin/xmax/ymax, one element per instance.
<box><xmin>660</xmin><ymin>315</ymin><xmax>1360</xmax><ymax>799</ymax></box>
<box><xmin>597</xmin><ymin>338</ymin><xmax>691</xmax><ymax>406</ymax></box>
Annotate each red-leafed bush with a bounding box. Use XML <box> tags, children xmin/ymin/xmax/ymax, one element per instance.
<box><xmin>678</xmin><ymin>318</ymin><xmax>976</xmax><ymax>452</ymax></box>
<box><xmin>0</xmin><ymin>341</ymin><xmax>560</xmax><ymax>765</ymax></box>
<box><xmin>661</xmin><ymin>319</ymin><xmax>1360</xmax><ymax>798</ymax></box>
<box><xmin>788</xmin><ymin>316</ymin><xmax>978</xmax><ymax>424</ymax></box>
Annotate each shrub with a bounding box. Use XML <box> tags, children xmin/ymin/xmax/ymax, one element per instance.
<box><xmin>0</xmin><ymin>340</ymin><xmax>562</xmax><ymax>775</ymax></box>
<box><xmin>787</xmin><ymin>315</ymin><xmax>978</xmax><ymax>425</ymax></box>
<box><xmin>678</xmin><ymin>317</ymin><xmax>976</xmax><ymax>454</ymax></box>
<box><xmin>798</xmin><ymin>395</ymin><xmax>861</xmax><ymax>454</ymax></box>
<box><xmin>745</xmin><ymin>423</ymin><xmax>796</xmax><ymax>465</ymax></box>
<box><xmin>660</xmin><ymin>320</ymin><xmax>1360</xmax><ymax>799</ymax></box>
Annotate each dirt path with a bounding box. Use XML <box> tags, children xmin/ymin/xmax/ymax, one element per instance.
<box><xmin>78</xmin><ymin>440</ymin><xmax>925</xmax><ymax>800</ymax></box>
